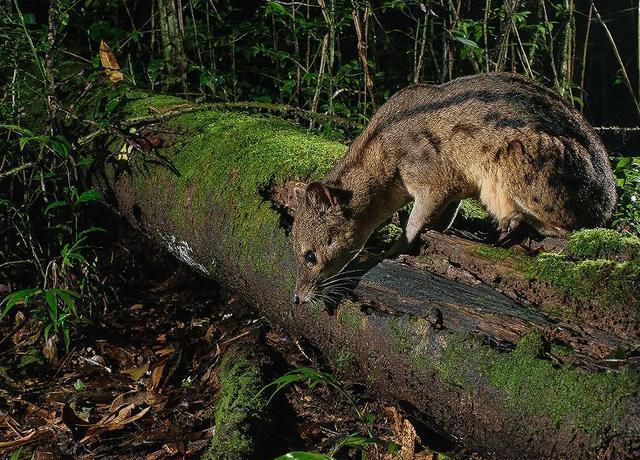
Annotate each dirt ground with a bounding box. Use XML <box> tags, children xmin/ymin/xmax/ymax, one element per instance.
<box><xmin>0</xmin><ymin>225</ymin><xmax>483</xmax><ymax>459</ymax></box>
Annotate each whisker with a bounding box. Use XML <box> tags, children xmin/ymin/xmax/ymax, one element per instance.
<box><xmin>321</xmin><ymin>268</ymin><xmax>364</xmax><ymax>283</ymax></box>
<box><xmin>320</xmin><ymin>277</ymin><xmax>362</xmax><ymax>288</ymax></box>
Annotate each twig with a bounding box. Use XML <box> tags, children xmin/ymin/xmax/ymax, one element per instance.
<box><xmin>579</xmin><ymin>3</ymin><xmax>593</xmax><ymax>113</ymax></box>
<box><xmin>123</xmin><ymin>100</ymin><xmax>363</xmax><ymax>130</ymax></box>
<box><xmin>0</xmin><ymin>162</ymin><xmax>35</xmax><ymax>180</ymax></box>
<box><xmin>593</xmin><ymin>126</ymin><xmax>640</xmax><ymax>134</ymax></box>
<box><xmin>592</xmin><ymin>2</ymin><xmax>640</xmax><ymax>118</ymax></box>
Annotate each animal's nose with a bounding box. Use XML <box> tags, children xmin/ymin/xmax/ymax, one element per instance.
<box><xmin>293</xmin><ymin>294</ymin><xmax>300</xmax><ymax>305</ymax></box>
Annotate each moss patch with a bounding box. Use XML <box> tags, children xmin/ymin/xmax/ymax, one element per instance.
<box><xmin>458</xmin><ymin>198</ymin><xmax>491</xmax><ymax>221</ymax></box>
<box><xmin>473</xmin><ymin>245</ymin><xmax>519</xmax><ymax>262</ymax></box>
<box><xmin>18</xmin><ymin>348</ymin><xmax>45</xmax><ymax>373</ymax></box>
<box><xmin>523</xmin><ymin>253</ymin><xmax>640</xmax><ymax>312</ymax></box>
<box><xmin>338</xmin><ymin>299</ymin><xmax>366</xmax><ymax>333</ymax></box>
<box><xmin>567</xmin><ymin>228</ymin><xmax>640</xmax><ymax>260</ymax></box>
<box><xmin>203</xmin><ymin>345</ymin><xmax>270</xmax><ymax>460</ymax></box>
<box><xmin>473</xmin><ymin>239</ymin><xmax>640</xmax><ymax>315</ymax></box>
<box><xmin>423</xmin><ymin>332</ymin><xmax>640</xmax><ymax>438</ymax></box>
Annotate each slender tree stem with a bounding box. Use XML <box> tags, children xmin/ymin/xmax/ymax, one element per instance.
<box><xmin>592</xmin><ymin>2</ymin><xmax>640</xmax><ymax>118</ymax></box>
<box><xmin>351</xmin><ymin>0</ymin><xmax>376</xmax><ymax>112</ymax></box>
<box><xmin>580</xmin><ymin>4</ymin><xmax>593</xmax><ymax>112</ymax></box>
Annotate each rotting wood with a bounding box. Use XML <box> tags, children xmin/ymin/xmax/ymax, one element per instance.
<box><xmin>414</xmin><ymin>230</ymin><xmax>640</xmax><ymax>347</ymax></box>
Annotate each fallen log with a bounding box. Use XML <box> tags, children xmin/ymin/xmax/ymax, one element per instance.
<box><xmin>96</xmin><ymin>94</ymin><xmax>640</xmax><ymax>459</ymax></box>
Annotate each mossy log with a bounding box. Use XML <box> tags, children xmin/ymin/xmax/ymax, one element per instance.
<box><xmin>415</xmin><ymin>230</ymin><xmax>640</xmax><ymax>355</ymax></box>
<box><xmin>97</xmin><ymin>94</ymin><xmax>640</xmax><ymax>460</ymax></box>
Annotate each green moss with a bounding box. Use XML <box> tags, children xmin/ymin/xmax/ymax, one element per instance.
<box><xmin>567</xmin><ymin>228</ymin><xmax>640</xmax><ymax>260</ymax></box>
<box><xmin>474</xmin><ymin>239</ymin><xmax>639</xmax><ymax>314</ymax></box>
<box><xmin>474</xmin><ymin>244</ymin><xmax>519</xmax><ymax>262</ymax></box>
<box><xmin>338</xmin><ymin>300</ymin><xmax>366</xmax><ymax>333</ymax></box>
<box><xmin>523</xmin><ymin>253</ymin><xmax>640</xmax><ymax>311</ymax></box>
<box><xmin>423</xmin><ymin>332</ymin><xmax>640</xmax><ymax>438</ymax></box>
<box><xmin>123</xmin><ymin>97</ymin><xmax>346</xmax><ymax>279</ymax></box>
<box><xmin>388</xmin><ymin>316</ymin><xmax>411</xmax><ymax>353</ymax></box>
<box><xmin>335</xmin><ymin>347</ymin><xmax>354</xmax><ymax>373</ymax></box>
<box><xmin>458</xmin><ymin>199</ymin><xmax>491</xmax><ymax>221</ymax></box>
<box><xmin>204</xmin><ymin>347</ymin><xmax>270</xmax><ymax>460</ymax></box>
<box><xmin>123</xmin><ymin>93</ymin><xmax>188</xmax><ymax>117</ymax></box>
<box><xmin>18</xmin><ymin>348</ymin><xmax>45</xmax><ymax>372</ymax></box>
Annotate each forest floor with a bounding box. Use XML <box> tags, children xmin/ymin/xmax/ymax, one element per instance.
<box><xmin>0</xmin><ymin>222</ymin><xmax>484</xmax><ymax>459</ymax></box>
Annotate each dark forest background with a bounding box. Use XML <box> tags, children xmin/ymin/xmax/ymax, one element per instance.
<box><xmin>5</xmin><ymin>1</ymin><xmax>640</xmax><ymax>143</ymax></box>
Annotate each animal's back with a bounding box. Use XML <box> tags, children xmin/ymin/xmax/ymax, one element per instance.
<box><xmin>364</xmin><ymin>73</ymin><xmax>616</xmax><ymax>234</ymax></box>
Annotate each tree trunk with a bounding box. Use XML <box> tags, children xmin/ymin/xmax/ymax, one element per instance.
<box><xmin>157</xmin><ymin>0</ymin><xmax>187</xmax><ymax>88</ymax></box>
<box><xmin>96</xmin><ymin>94</ymin><xmax>640</xmax><ymax>460</ymax></box>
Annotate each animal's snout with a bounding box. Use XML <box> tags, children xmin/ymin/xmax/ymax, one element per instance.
<box><xmin>293</xmin><ymin>294</ymin><xmax>300</xmax><ymax>305</ymax></box>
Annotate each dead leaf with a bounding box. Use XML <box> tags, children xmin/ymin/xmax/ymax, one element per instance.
<box><xmin>43</xmin><ymin>334</ymin><xmax>58</xmax><ymax>364</ymax></box>
<box><xmin>80</xmin><ymin>405</ymin><xmax>150</xmax><ymax>442</ymax></box>
<box><xmin>99</xmin><ymin>40</ymin><xmax>123</xmax><ymax>83</ymax></box>
<box><xmin>154</xmin><ymin>345</ymin><xmax>174</xmax><ymax>357</ymax></box>
<box><xmin>109</xmin><ymin>389</ymin><xmax>165</xmax><ymax>412</ymax></box>
<box><xmin>32</xmin><ymin>447</ymin><xmax>57</xmax><ymax>460</ymax></box>
<box><xmin>147</xmin><ymin>361</ymin><xmax>166</xmax><ymax>392</ymax></box>
<box><xmin>120</xmin><ymin>361</ymin><xmax>149</xmax><ymax>381</ymax></box>
<box><xmin>0</xmin><ymin>426</ymin><xmax>55</xmax><ymax>450</ymax></box>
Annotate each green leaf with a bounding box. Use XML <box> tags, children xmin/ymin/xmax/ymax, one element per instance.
<box><xmin>73</xmin><ymin>378</ymin><xmax>87</xmax><ymax>391</ymax></box>
<box><xmin>19</xmin><ymin>135</ymin><xmax>49</xmax><ymax>151</ymax></box>
<box><xmin>1</xmin><ymin>288</ymin><xmax>41</xmax><ymax>318</ymax></box>
<box><xmin>616</xmin><ymin>157</ymin><xmax>633</xmax><ymax>171</ymax></box>
<box><xmin>55</xmin><ymin>289</ymin><xmax>79</xmax><ymax>316</ymax></box>
<box><xmin>9</xmin><ymin>447</ymin><xmax>23</xmax><ymax>460</ymax></box>
<box><xmin>339</xmin><ymin>434</ymin><xmax>389</xmax><ymax>448</ymax></box>
<box><xmin>44</xmin><ymin>289</ymin><xmax>58</xmax><ymax>326</ymax></box>
<box><xmin>76</xmin><ymin>189</ymin><xmax>102</xmax><ymax>203</ymax></box>
<box><xmin>23</xmin><ymin>13</ymin><xmax>36</xmax><ymax>25</ymax></box>
<box><xmin>63</xmin><ymin>327</ymin><xmax>71</xmax><ymax>351</ymax></box>
<box><xmin>274</xmin><ymin>452</ymin><xmax>335</xmax><ymax>460</ymax></box>
<box><xmin>266</xmin><ymin>1</ymin><xmax>288</xmax><ymax>16</ymax></box>
<box><xmin>76</xmin><ymin>156</ymin><xmax>95</xmax><ymax>167</ymax></box>
<box><xmin>45</xmin><ymin>200</ymin><xmax>68</xmax><ymax>214</ymax></box>
<box><xmin>449</xmin><ymin>29</ymin><xmax>480</xmax><ymax>49</ymax></box>
<box><xmin>50</xmin><ymin>135</ymin><xmax>71</xmax><ymax>157</ymax></box>
<box><xmin>0</xmin><ymin>124</ymin><xmax>36</xmax><ymax>137</ymax></box>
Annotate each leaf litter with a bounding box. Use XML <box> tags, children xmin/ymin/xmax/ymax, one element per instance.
<box><xmin>0</xmin><ymin>231</ymin><xmax>470</xmax><ymax>459</ymax></box>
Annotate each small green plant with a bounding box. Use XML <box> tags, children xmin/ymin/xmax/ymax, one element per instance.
<box><xmin>1</xmin><ymin>287</ymin><xmax>79</xmax><ymax>351</ymax></box>
<box><xmin>259</xmin><ymin>367</ymin><xmax>400</xmax><ymax>459</ymax></box>
<box><xmin>611</xmin><ymin>156</ymin><xmax>640</xmax><ymax>235</ymax></box>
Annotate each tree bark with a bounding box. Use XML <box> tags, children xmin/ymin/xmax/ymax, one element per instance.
<box><xmin>96</xmin><ymin>95</ymin><xmax>640</xmax><ymax>460</ymax></box>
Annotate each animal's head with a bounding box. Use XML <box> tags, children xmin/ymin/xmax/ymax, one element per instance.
<box><xmin>290</xmin><ymin>181</ymin><xmax>357</xmax><ymax>305</ymax></box>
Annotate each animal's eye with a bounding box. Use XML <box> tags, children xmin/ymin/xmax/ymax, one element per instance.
<box><xmin>304</xmin><ymin>250</ymin><xmax>317</xmax><ymax>264</ymax></box>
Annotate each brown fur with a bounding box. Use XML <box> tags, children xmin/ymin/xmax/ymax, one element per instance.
<box><xmin>291</xmin><ymin>73</ymin><xmax>617</xmax><ymax>304</ymax></box>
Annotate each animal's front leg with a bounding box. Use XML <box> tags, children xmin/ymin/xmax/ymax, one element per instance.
<box><xmin>385</xmin><ymin>193</ymin><xmax>452</xmax><ymax>258</ymax></box>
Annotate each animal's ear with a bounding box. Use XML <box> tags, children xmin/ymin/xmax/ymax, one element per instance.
<box><xmin>305</xmin><ymin>181</ymin><xmax>338</xmax><ymax>210</ymax></box>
